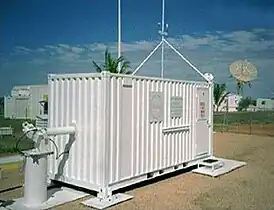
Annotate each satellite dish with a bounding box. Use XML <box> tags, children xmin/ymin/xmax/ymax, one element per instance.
<box><xmin>229</xmin><ymin>59</ymin><xmax>258</xmax><ymax>82</ymax></box>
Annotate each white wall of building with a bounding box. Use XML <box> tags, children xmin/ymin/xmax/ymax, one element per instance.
<box><xmin>256</xmin><ymin>98</ymin><xmax>274</xmax><ymax>111</ymax></box>
<box><xmin>4</xmin><ymin>96</ymin><xmax>14</xmax><ymax>119</ymax></box>
<box><xmin>4</xmin><ymin>84</ymin><xmax>48</xmax><ymax>120</ymax></box>
<box><xmin>218</xmin><ymin>93</ymin><xmax>242</xmax><ymax>112</ymax></box>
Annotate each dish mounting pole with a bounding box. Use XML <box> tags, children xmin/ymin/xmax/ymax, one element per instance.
<box><xmin>132</xmin><ymin>0</ymin><xmax>209</xmax><ymax>82</ymax></box>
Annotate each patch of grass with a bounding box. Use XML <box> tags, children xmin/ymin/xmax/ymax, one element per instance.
<box><xmin>0</xmin><ymin>116</ymin><xmax>35</xmax><ymax>156</ymax></box>
<box><xmin>214</xmin><ymin>111</ymin><xmax>274</xmax><ymax>125</ymax></box>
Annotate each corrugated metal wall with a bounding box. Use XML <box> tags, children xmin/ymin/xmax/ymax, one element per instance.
<box><xmin>48</xmin><ymin>73</ymin><xmax>211</xmax><ymax>191</ymax></box>
<box><xmin>107</xmin><ymin>75</ymin><xmax>209</xmax><ymax>184</ymax></box>
<box><xmin>48</xmin><ymin>74</ymin><xmax>106</xmax><ymax>188</ymax></box>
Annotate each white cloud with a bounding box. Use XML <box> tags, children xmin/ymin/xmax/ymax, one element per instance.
<box><xmin>3</xmin><ymin>28</ymin><xmax>274</xmax><ymax>97</ymax></box>
<box><xmin>221</xmin><ymin>30</ymin><xmax>257</xmax><ymax>43</ymax></box>
<box><xmin>58</xmin><ymin>44</ymin><xmax>70</xmax><ymax>49</ymax></box>
<box><xmin>37</xmin><ymin>48</ymin><xmax>46</xmax><ymax>52</ymax></box>
<box><xmin>71</xmin><ymin>46</ymin><xmax>86</xmax><ymax>54</ymax></box>
<box><xmin>13</xmin><ymin>46</ymin><xmax>32</xmax><ymax>54</ymax></box>
<box><xmin>178</xmin><ymin>34</ymin><xmax>220</xmax><ymax>49</ymax></box>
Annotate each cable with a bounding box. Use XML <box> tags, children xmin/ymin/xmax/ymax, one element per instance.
<box><xmin>56</xmin><ymin>150</ymin><xmax>69</xmax><ymax>159</ymax></box>
<box><xmin>47</xmin><ymin>137</ymin><xmax>69</xmax><ymax>159</ymax></box>
<box><xmin>15</xmin><ymin>127</ymin><xmax>67</xmax><ymax>160</ymax></box>
<box><xmin>47</xmin><ymin>137</ymin><xmax>60</xmax><ymax>160</ymax></box>
<box><xmin>15</xmin><ymin>129</ymin><xmax>38</xmax><ymax>156</ymax></box>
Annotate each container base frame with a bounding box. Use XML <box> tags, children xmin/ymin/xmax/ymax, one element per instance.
<box><xmin>80</xmin><ymin>155</ymin><xmax>211</xmax><ymax>209</ymax></box>
<box><xmin>81</xmin><ymin>193</ymin><xmax>133</xmax><ymax>210</ymax></box>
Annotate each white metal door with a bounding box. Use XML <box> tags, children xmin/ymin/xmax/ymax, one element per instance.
<box><xmin>195</xmin><ymin>88</ymin><xmax>210</xmax><ymax>157</ymax></box>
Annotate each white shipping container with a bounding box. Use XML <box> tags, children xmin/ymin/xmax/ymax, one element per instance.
<box><xmin>47</xmin><ymin>72</ymin><xmax>213</xmax><ymax>199</ymax></box>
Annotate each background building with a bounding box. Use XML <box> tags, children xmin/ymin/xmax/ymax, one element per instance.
<box><xmin>256</xmin><ymin>98</ymin><xmax>274</xmax><ymax>111</ymax></box>
<box><xmin>218</xmin><ymin>93</ymin><xmax>242</xmax><ymax>112</ymax></box>
<box><xmin>4</xmin><ymin>85</ymin><xmax>48</xmax><ymax>120</ymax></box>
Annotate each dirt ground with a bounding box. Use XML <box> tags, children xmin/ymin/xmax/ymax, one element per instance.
<box><xmin>218</xmin><ymin>123</ymin><xmax>274</xmax><ymax>137</ymax></box>
<box><xmin>1</xmin><ymin>132</ymin><xmax>274</xmax><ymax>210</ymax></box>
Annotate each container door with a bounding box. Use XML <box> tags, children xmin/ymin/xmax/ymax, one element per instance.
<box><xmin>195</xmin><ymin>88</ymin><xmax>210</xmax><ymax>157</ymax></box>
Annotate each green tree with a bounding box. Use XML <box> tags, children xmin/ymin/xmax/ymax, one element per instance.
<box><xmin>250</xmin><ymin>99</ymin><xmax>256</xmax><ymax>106</ymax></box>
<box><xmin>237</xmin><ymin>96</ymin><xmax>253</xmax><ymax>111</ymax></box>
<box><xmin>213</xmin><ymin>83</ymin><xmax>230</xmax><ymax>112</ymax></box>
<box><xmin>92</xmin><ymin>48</ymin><xmax>132</xmax><ymax>74</ymax></box>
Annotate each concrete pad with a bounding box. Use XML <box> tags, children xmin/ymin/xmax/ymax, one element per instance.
<box><xmin>192</xmin><ymin>157</ymin><xmax>247</xmax><ymax>177</ymax></box>
<box><xmin>0</xmin><ymin>187</ymin><xmax>89</xmax><ymax>210</ymax></box>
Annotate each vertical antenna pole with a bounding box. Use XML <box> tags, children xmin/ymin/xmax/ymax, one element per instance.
<box><xmin>160</xmin><ymin>0</ymin><xmax>165</xmax><ymax>78</ymax></box>
<box><xmin>132</xmin><ymin>0</ymin><xmax>209</xmax><ymax>82</ymax></box>
<box><xmin>118</xmin><ymin>0</ymin><xmax>121</xmax><ymax>72</ymax></box>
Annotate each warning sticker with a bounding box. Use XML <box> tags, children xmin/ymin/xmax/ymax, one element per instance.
<box><xmin>200</xmin><ymin>102</ymin><xmax>205</xmax><ymax>118</ymax></box>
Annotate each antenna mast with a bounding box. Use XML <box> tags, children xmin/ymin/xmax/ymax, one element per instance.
<box><xmin>118</xmin><ymin>0</ymin><xmax>121</xmax><ymax>72</ymax></box>
<box><xmin>132</xmin><ymin>0</ymin><xmax>209</xmax><ymax>82</ymax></box>
<box><xmin>160</xmin><ymin>0</ymin><xmax>167</xmax><ymax>78</ymax></box>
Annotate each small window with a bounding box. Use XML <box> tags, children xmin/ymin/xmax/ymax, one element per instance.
<box><xmin>44</xmin><ymin>101</ymin><xmax>48</xmax><ymax>115</ymax></box>
<box><xmin>262</xmin><ymin>101</ymin><xmax>266</xmax><ymax>105</ymax></box>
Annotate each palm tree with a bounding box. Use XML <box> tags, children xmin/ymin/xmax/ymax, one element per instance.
<box><xmin>92</xmin><ymin>48</ymin><xmax>132</xmax><ymax>74</ymax></box>
<box><xmin>213</xmin><ymin>83</ymin><xmax>230</xmax><ymax>112</ymax></box>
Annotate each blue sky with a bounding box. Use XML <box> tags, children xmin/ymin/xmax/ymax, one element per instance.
<box><xmin>1</xmin><ymin>0</ymin><xmax>274</xmax><ymax>97</ymax></box>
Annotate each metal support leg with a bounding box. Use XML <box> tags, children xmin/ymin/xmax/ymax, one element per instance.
<box><xmin>97</xmin><ymin>187</ymin><xmax>113</xmax><ymax>200</ymax></box>
<box><xmin>82</xmin><ymin>186</ymin><xmax>133</xmax><ymax>210</ymax></box>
